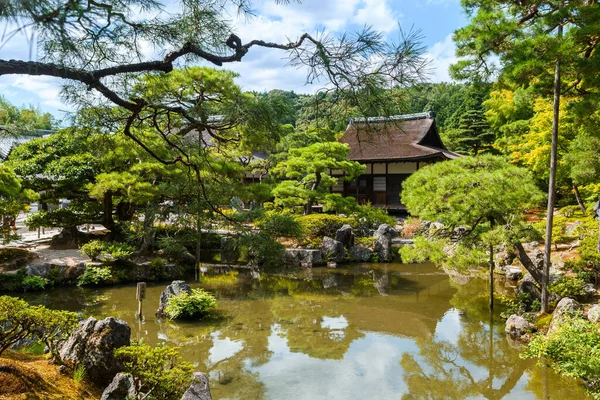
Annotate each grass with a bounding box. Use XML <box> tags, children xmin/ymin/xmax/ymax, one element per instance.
<box><xmin>0</xmin><ymin>351</ymin><xmax>100</xmax><ymax>399</ymax></box>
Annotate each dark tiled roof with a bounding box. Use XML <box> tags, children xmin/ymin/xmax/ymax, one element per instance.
<box><xmin>0</xmin><ymin>128</ymin><xmax>55</xmax><ymax>160</ymax></box>
<box><xmin>340</xmin><ymin>112</ymin><xmax>459</xmax><ymax>162</ymax></box>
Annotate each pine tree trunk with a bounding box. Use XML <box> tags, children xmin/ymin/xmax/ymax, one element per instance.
<box><xmin>305</xmin><ymin>171</ymin><xmax>322</xmax><ymax>215</ymax></box>
<box><xmin>542</xmin><ymin>24</ymin><xmax>563</xmax><ymax>314</ymax></box>
<box><xmin>573</xmin><ymin>184</ymin><xmax>586</xmax><ymax>214</ymax></box>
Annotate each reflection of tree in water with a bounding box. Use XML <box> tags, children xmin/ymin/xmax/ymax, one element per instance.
<box><xmin>400</xmin><ymin>278</ymin><xmax>589</xmax><ymax>399</ymax></box>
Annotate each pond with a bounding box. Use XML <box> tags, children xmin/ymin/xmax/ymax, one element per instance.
<box><xmin>22</xmin><ymin>263</ymin><xmax>587</xmax><ymax>399</ymax></box>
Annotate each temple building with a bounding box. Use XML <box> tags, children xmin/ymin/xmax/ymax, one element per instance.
<box><xmin>332</xmin><ymin>112</ymin><xmax>459</xmax><ymax>212</ymax></box>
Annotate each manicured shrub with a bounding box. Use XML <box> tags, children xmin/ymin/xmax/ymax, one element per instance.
<box><xmin>164</xmin><ymin>289</ymin><xmax>217</xmax><ymax>320</ymax></box>
<box><xmin>77</xmin><ymin>266</ymin><xmax>113</xmax><ymax>286</ymax></box>
<box><xmin>0</xmin><ymin>296</ymin><xmax>78</xmax><ymax>358</ymax></box>
<box><xmin>22</xmin><ymin>275</ymin><xmax>48</xmax><ymax>291</ymax></box>
<box><xmin>115</xmin><ymin>344</ymin><xmax>194</xmax><ymax>400</ymax></box>
<box><xmin>296</xmin><ymin>214</ymin><xmax>355</xmax><ymax>238</ymax></box>
<box><xmin>259</xmin><ymin>214</ymin><xmax>302</xmax><ymax>239</ymax></box>
<box><xmin>79</xmin><ymin>240</ymin><xmax>105</xmax><ymax>261</ymax></box>
<box><xmin>559</xmin><ymin>205</ymin><xmax>578</xmax><ymax>218</ymax></box>
<box><xmin>548</xmin><ymin>275</ymin><xmax>586</xmax><ymax>298</ymax></box>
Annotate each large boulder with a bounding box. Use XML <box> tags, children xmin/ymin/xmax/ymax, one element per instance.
<box><xmin>505</xmin><ymin>314</ymin><xmax>533</xmax><ymax>340</ymax></box>
<box><xmin>374</xmin><ymin>224</ymin><xmax>399</xmax><ymax>262</ymax></box>
<box><xmin>547</xmin><ymin>297</ymin><xmax>582</xmax><ymax>335</ymax></box>
<box><xmin>101</xmin><ymin>373</ymin><xmax>136</xmax><ymax>400</ymax></box>
<box><xmin>349</xmin><ymin>245</ymin><xmax>372</xmax><ymax>262</ymax></box>
<box><xmin>220</xmin><ymin>237</ymin><xmax>239</xmax><ymax>264</ymax></box>
<box><xmin>321</xmin><ymin>237</ymin><xmax>345</xmax><ymax>263</ymax></box>
<box><xmin>505</xmin><ymin>266</ymin><xmax>523</xmax><ymax>281</ymax></box>
<box><xmin>181</xmin><ymin>372</ymin><xmax>212</xmax><ymax>400</ymax></box>
<box><xmin>59</xmin><ymin>317</ymin><xmax>131</xmax><ymax>386</ymax></box>
<box><xmin>588</xmin><ymin>305</ymin><xmax>600</xmax><ymax>323</ymax></box>
<box><xmin>335</xmin><ymin>225</ymin><xmax>354</xmax><ymax>249</ymax></box>
<box><xmin>157</xmin><ymin>281</ymin><xmax>192</xmax><ymax>317</ymax></box>
<box><xmin>284</xmin><ymin>249</ymin><xmax>323</xmax><ymax>267</ymax></box>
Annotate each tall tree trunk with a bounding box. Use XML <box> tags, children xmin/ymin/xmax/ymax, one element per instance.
<box><xmin>102</xmin><ymin>191</ymin><xmax>115</xmax><ymax>231</ymax></box>
<box><xmin>196</xmin><ymin>191</ymin><xmax>202</xmax><ymax>281</ymax></box>
<box><xmin>542</xmin><ymin>24</ymin><xmax>563</xmax><ymax>314</ymax></box>
<box><xmin>573</xmin><ymin>184</ymin><xmax>586</xmax><ymax>214</ymax></box>
<box><xmin>305</xmin><ymin>171</ymin><xmax>322</xmax><ymax>215</ymax></box>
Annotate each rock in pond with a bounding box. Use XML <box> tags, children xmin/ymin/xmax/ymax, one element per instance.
<box><xmin>374</xmin><ymin>224</ymin><xmax>399</xmax><ymax>262</ymax></box>
<box><xmin>349</xmin><ymin>245</ymin><xmax>372</xmax><ymax>262</ymax></box>
<box><xmin>505</xmin><ymin>314</ymin><xmax>533</xmax><ymax>340</ymax></box>
<box><xmin>59</xmin><ymin>317</ymin><xmax>131</xmax><ymax>386</ymax></box>
<box><xmin>157</xmin><ymin>280</ymin><xmax>192</xmax><ymax>317</ymax></box>
<box><xmin>335</xmin><ymin>224</ymin><xmax>354</xmax><ymax>249</ymax></box>
<box><xmin>321</xmin><ymin>236</ymin><xmax>345</xmax><ymax>263</ymax></box>
<box><xmin>284</xmin><ymin>249</ymin><xmax>323</xmax><ymax>267</ymax></box>
<box><xmin>588</xmin><ymin>305</ymin><xmax>600</xmax><ymax>323</ymax></box>
<box><xmin>101</xmin><ymin>373</ymin><xmax>136</xmax><ymax>400</ymax></box>
<box><xmin>181</xmin><ymin>372</ymin><xmax>212</xmax><ymax>400</ymax></box>
<box><xmin>547</xmin><ymin>297</ymin><xmax>582</xmax><ymax>335</ymax></box>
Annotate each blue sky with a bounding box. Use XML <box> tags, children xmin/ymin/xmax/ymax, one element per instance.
<box><xmin>0</xmin><ymin>0</ymin><xmax>468</xmax><ymax>120</ymax></box>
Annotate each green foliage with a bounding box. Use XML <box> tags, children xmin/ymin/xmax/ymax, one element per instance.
<box><xmin>499</xmin><ymin>293</ymin><xmax>534</xmax><ymax>319</ymax></box>
<box><xmin>296</xmin><ymin>214</ymin><xmax>355</xmax><ymax>239</ymax></box>
<box><xmin>559</xmin><ymin>205</ymin><xmax>578</xmax><ymax>218</ymax></box>
<box><xmin>79</xmin><ymin>240</ymin><xmax>133</xmax><ymax>261</ymax></box>
<box><xmin>0</xmin><ymin>296</ymin><xmax>78</xmax><ymax>358</ymax></box>
<box><xmin>73</xmin><ymin>365</ymin><xmax>87</xmax><ymax>384</ymax></box>
<box><xmin>115</xmin><ymin>344</ymin><xmax>194</xmax><ymax>400</ymax></box>
<box><xmin>548</xmin><ymin>276</ymin><xmax>586</xmax><ymax>298</ymax></box>
<box><xmin>272</xmin><ymin>141</ymin><xmax>364</xmax><ymax>213</ymax></box>
<box><xmin>21</xmin><ymin>275</ymin><xmax>48</xmax><ymax>291</ymax></box>
<box><xmin>240</xmin><ymin>232</ymin><xmax>286</xmax><ymax>270</ymax></box>
<box><xmin>157</xmin><ymin>236</ymin><xmax>187</xmax><ymax>259</ymax></box>
<box><xmin>523</xmin><ymin>315</ymin><xmax>600</xmax><ymax>398</ymax></box>
<box><xmin>77</xmin><ymin>266</ymin><xmax>113</xmax><ymax>286</ymax></box>
<box><xmin>258</xmin><ymin>214</ymin><xmax>302</xmax><ymax>239</ymax></box>
<box><xmin>149</xmin><ymin>258</ymin><xmax>166</xmax><ymax>281</ymax></box>
<box><xmin>402</xmin><ymin>155</ymin><xmax>543</xmax><ymax>274</ymax></box>
<box><xmin>443</xmin><ymin>108</ymin><xmax>494</xmax><ymax>155</ymax></box>
<box><xmin>0</xmin><ymin>164</ymin><xmax>39</xmax><ymax>241</ymax></box>
<box><xmin>79</xmin><ymin>240</ymin><xmax>105</xmax><ymax>261</ymax></box>
<box><xmin>164</xmin><ymin>289</ymin><xmax>217</xmax><ymax>320</ymax></box>
<box><xmin>228</xmin><ymin>207</ymin><xmax>266</xmax><ymax>223</ymax></box>
<box><xmin>399</xmin><ymin>236</ymin><xmax>447</xmax><ymax>265</ymax></box>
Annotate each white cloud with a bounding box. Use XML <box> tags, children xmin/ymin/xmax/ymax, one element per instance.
<box><xmin>424</xmin><ymin>34</ymin><xmax>457</xmax><ymax>83</ymax></box>
<box><xmin>0</xmin><ymin>75</ymin><xmax>69</xmax><ymax>109</ymax></box>
<box><xmin>352</xmin><ymin>0</ymin><xmax>402</xmax><ymax>33</ymax></box>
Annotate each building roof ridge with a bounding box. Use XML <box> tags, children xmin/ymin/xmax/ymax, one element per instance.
<box><xmin>349</xmin><ymin>111</ymin><xmax>435</xmax><ymax>124</ymax></box>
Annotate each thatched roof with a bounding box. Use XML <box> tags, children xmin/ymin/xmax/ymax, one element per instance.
<box><xmin>340</xmin><ymin>112</ymin><xmax>459</xmax><ymax>162</ymax></box>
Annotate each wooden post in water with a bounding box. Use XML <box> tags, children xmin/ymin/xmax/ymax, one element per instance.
<box><xmin>136</xmin><ymin>282</ymin><xmax>146</xmax><ymax>320</ymax></box>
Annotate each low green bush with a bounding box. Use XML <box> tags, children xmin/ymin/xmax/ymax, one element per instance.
<box><xmin>0</xmin><ymin>296</ymin><xmax>78</xmax><ymax>359</ymax></box>
<box><xmin>149</xmin><ymin>257</ymin><xmax>166</xmax><ymax>281</ymax></box>
<box><xmin>296</xmin><ymin>214</ymin><xmax>355</xmax><ymax>239</ymax></box>
<box><xmin>259</xmin><ymin>214</ymin><xmax>302</xmax><ymax>239</ymax></box>
<box><xmin>399</xmin><ymin>236</ymin><xmax>447</xmax><ymax>265</ymax></box>
<box><xmin>106</xmin><ymin>242</ymin><xmax>134</xmax><ymax>260</ymax></box>
<box><xmin>77</xmin><ymin>265</ymin><xmax>113</xmax><ymax>286</ymax></box>
<box><xmin>522</xmin><ymin>315</ymin><xmax>600</xmax><ymax>398</ymax></box>
<box><xmin>115</xmin><ymin>343</ymin><xmax>194</xmax><ymax>400</ymax></box>
<box><xmin>164</xmin><ymin>288</ymin><xmax>217</xmax><ymax>320</ymax></box>
<box><xmin>79</xmin><ymin>240</ymin><xmax>105</xmax><ymax>261</ymax></box>
<box><xmin>548</xmin><ymin>275</ymin><xmax>586</xmax><ymax>298</ymax></box>
<box><xmin>22</xmin><ymin>275</ymin><xmax>48</xmax><ymax>291</ymax></box>
<box><xmin>559</xmin><ymin>205</ymin><xmax>578</xmax><ymax>218</ymax></box>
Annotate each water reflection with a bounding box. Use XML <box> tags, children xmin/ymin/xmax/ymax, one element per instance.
<box><xmin>21</xmin><ymin>263</ymin><xmax>588</xmax><ymax>399</ymax></box>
